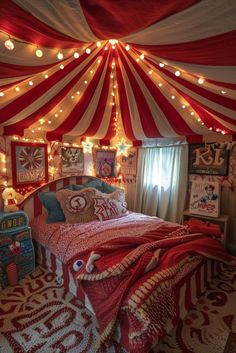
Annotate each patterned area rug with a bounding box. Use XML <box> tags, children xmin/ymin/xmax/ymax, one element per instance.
<box><xmin>0</xmin><ymin>266</ymin><xmax>236</xmax><ymax>353</ymax></box>
<box><xmin>0</xmin><ymin>267</ymin><xmax>125</xmax><ymax>353</ymax></box>
<box><xmin>154</xmin><ymin>267</ymin><xmax>236</xmax><ymax>353</ymax></box>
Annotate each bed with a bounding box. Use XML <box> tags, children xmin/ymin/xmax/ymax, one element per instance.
<box><xmin>19</xmin><ymin>175</ymin><xmax>235</xmax><ymax>353</ymax></box>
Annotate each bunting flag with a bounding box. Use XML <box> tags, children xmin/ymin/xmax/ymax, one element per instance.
<box><xmin>0</xmin><ymin>0</ymin><xmax>235</xmax><ymax>144</ymax></box>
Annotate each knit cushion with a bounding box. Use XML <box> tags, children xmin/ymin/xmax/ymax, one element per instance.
<box><xmin>93</xmin><ymin>190</ymin><xmax>127</xmax><ymax>221</ymax></box>
<box><xmin>56</xmin><ymin>188</ymin><xmax>98</xmax><ymax>224</ymax></box>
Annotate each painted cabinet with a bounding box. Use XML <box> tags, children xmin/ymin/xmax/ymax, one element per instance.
<box><xmin>0</xmin><ymin>211</ymin><xmax>35</xmax><ymax>289</ymax></box>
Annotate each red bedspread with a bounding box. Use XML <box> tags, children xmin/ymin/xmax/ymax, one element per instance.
<box><xmin>68</xmin><ymin>223</ymin><xmax>235</xmax><ymax>353</ymax></box>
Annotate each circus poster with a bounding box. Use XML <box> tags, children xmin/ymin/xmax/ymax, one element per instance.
<box><xmin>95</xmin><ymin>149</ymin><xmax>116</xmax><ymax>178</ymax></box>
<box><xmin>11</xmin><ymin>142</ymin><xmax>48</xmax><ymax>187</ymax></box>
<box><xmin>189</xmin><ymin>181</ymin><xmax>220</xmax><ymax>218</ymax></box>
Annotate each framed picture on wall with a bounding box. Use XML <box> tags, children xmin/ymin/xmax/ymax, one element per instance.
<box><xmin>61</xmin><ymin>147</ymin><xmax>84</xmax><ymax>175</ymax></box>
<box><xmin>189</xmin><ymin>180</ymin><xmax>220</xmax><ymax>218</ymax></box>
<box><xmin>121</xmin><ymin>148</ymin><xmax>137</xmax><ymax>176</ymax></box>
<box><xmin>189</xmin><ymin>144</ymin><xmax>229</xmax><ymax>175</ymax></box>
<box><xmin>11</xmin><ymin>141</ymin><xmax>48</xmax><ymax>188</ymax></box>
<box><xmin>95</xmin><ymin>149</ymin><xmax>116</xmax><ymax>178</ymax></box>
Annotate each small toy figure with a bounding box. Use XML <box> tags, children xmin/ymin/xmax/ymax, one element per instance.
<box><xmin>2</xmin><ymin>186</ymin><xmax>24</xmax><ymax>212</ymax></box>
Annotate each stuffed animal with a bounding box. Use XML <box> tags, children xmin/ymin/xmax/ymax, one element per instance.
<box><xmin>2</xmin><ymin>186</ymin><xmax>24</xmax><ymax>213</ymax></box>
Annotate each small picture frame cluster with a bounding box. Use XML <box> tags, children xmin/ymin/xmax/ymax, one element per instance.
<box><xmin>190</xmin><ymin>181</ymin><xmax>220</xmax><ymax>218</ymax></box>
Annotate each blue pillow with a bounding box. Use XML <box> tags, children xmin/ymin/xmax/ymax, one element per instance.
<box><xmin>102</xmin><ymin>181</ymin><xmax>117</xmax><ymax>194</ymax></box>
<box><xmin>71</xmin><ymin>184</ymin><xmax>84</xmax><ymax>191</ymax></box>
<box><xmin>38</xmin><ymin>191</ymin><xmax>65</xmax><ymax>223</ymax></box>
<box><xmin>83</xmin><ymin>179</ymin><xmax>104</xmax><ymax>192</ymax></box>
<box><xmin>62</xmin><ymin>184</ymin><xmax>74</xmax><ymax>190</ymax></box>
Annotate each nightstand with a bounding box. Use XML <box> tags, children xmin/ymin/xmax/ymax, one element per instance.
<box><xmin>183</xmin><ymin>209</ymin><xmax>229</xmax><ymax>246</ymax></box>
<box><xmin>0</xmin><ymin>211</ymin><xmax>35</xmax><ymax>289</ymax></box>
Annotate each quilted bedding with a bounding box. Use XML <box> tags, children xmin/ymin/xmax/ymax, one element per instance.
<box><xmin>30</xmin><ymin>212</ymin><xmax>235</xmax><ymax>353</ymax></box>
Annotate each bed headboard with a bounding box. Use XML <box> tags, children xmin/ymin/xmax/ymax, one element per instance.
<box><xmin>19</xmin><ymin>175</ymin><xmax>101</xmax><ymax>222</ymax></box>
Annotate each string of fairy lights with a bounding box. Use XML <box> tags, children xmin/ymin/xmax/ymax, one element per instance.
<box><xmin>0</xmin><ymin>30</ymin><xmax>233</xmax><ymax>189</ymax></box>
<box><xmin>0</xmin><ymin>30</ymin><xmax>230</xmax><ymax>138</ymax></box>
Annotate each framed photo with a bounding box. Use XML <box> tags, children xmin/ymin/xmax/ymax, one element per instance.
<box><xmin>61</xmin><ymin>147</ymin><xmax>84</xmax><ymax>175</ymax></box>
<box><xmin>11</xmin><ymin>141</ymin><xmax>48</xmax><ymax>188</ymax></box>
<box><xmin>189</xmin><ymin>180</ymin><xmax>220</xmax><ymax>218</ymax></box>
<box><xmin>95</xmin><ymin>149</ymin><xmax>116</xmax><ymax>178</ymax></box>
<box><xmin>189</xmin><ymin>144</ymin><xmax>229</xmax><ymax>175</ymax></box>
<box><xmin>121</xmin><ymin>148</ymin><xmax>137</xmax><ymax>176</ymax></box>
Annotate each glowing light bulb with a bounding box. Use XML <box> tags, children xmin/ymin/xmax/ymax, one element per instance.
<box><xmin>0</xmin><ymin>92</ymin><xmax>4</xmax><ymax>97</ymax></box>
<box><xmin>198</xmin><ymin>77</ymin><xmax>204</xmax><ymax>84</ymax></box>
<box><xmin>125</xmin><ymin>45</ymin><xmax>130</xmax><ymax>51</ymax></box>
<box><xmin>29</xmin><ymin>81</ymin><xmax>33</xmax><ymax>86</ymax></box>
<box><xmin>171</xmin><ymin>95</ymin><xmax>175</xmax><ymax>99</ymax></box>
<box><xmin>140</xmin><ymin>54</ymin><xmax>145</xmax><ymax>60</ymax></box>
<box><xmin>175</xmin><ymin>70</ymin><xmax>181</xmax><ymax>77</ymax></box>
<box><xmin>97</xmin><ymin>59</ymin><xmax>101</xmax><ymax>64</ymax></box>
<box><xmin>221</xmin><ymin>90</ymin><xmax>226</xmax><ymax>94</ymax></box>
<box><xmin>86</xmin><ymin>48</ymin><xmax>91</xmax><ymax>54</ymax></box>
<box><xmin>60</xmin><ymin>64</ymin><xmax>64</xmax><ymax>69</ymax></box>
<box><xmin>96</xmin><ymin>41</ymin><xmax>101</xmax><ymax>47</ymax></box>
<box><xmin>15</xmin><ymin>86</ymin><xmax>20</xmax><ymax>92</ymax></box>
<box><xmin>158</xmin><ymin>83</ymin><xmax>163</xmax><ymax>87</ymax></box>
<box><xmin>84</xmin><ymin>80</ymin><xmax>88</xmax><ymax>84</ymax></box>
<box><xmin>74</xmin><ymin>52</ymin><xmax>79</xmax><ymax>59</ymax></box>
<box><xmin>36</xmin><ymin>49</ymin><xmax>43</xmax><ymax>57</ymax></box>
<box><xmin>59</xmin><ymin>109</ymin><xmax>63</xmax><ymax>113</ymax></box>
<box><xmin>190</xmin><ymin>112</ymin><xmax>194</xmax><ymax>115</ymax></box>
<box><xmin>149</xmin><ymin>70</ymin><xmax>153</xmax><ymax>75</ymax></box>
<box><xmin>182</xmin><ymin>104</ymin><xmax>186</xmax><ymax>109</ymax></box>
<box><xmin>57</xmin><ymin>52</ymin><xmax>63</xmax><ymax>60</ymax></box>
<box><xmin>48</xmin><ymin>120</ymin><xmax>52</xmax><ymax>124</ymax></box>
<box><xmin>159</xmin><ymin>63</ymin><xmax>165</xmax><ymax>67</ymax></box>
<box><xmin>76</xmin><ymin>91</ymin><xmax>80</xmax><ymax>95</ymax></box>
<box><xmin>44</xmin><ymin>74</ymin><xmax>48</xmax><ymax>79</ymax></box>
<box><xmin>5</xmin><ymin>39</ymin><xmax>14</xmax><ymax>50</ymax></box>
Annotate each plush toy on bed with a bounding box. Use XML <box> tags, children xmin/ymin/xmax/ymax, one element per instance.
<box><xmin>2</xmin><ymin>186</ymin><xmax>24</xmax><ymax>213</ymax></box>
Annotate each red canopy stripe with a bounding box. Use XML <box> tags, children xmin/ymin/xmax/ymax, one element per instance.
<box><xmin>0</xmin><ymin>61</ymin><xmax>55</xmax><ymax>79</ymax></box>
<box><xmin>119</xmin><ymin>45</ymin><xmax>194</xmax><ymax>136</ymax></box>
<box><xmin>79</xmin><ymin>51</ymin><xmax>114</xmax><ymax>137</ymax></box>
<box><xmin>46</xmin><ymin>47</ymin><xmax>110</xmax><ymax>141</ymax></box>
<box><xmin>3</xmin><ymin>48</ymin><xmax>104</xmax><ymax>135</ymax></box>
<box><xmin>80</xmin><ymin>0</ymin><xmax>200</xmax><ymax>39</ymax></box>
<box><xmin>115</xmin><ymin>56</ymin><xmax>136</xmax><ymax>141</ymax></box>
<box><xmin>132</xmin><ymin>30</ymin><xmax>236</xmax><ymax>65</ymax></box>
<box><xmin>0</xmin><ymin>0</ymin><xmax>85</xmax><ymax>48</ymax></box>
<box><xmin>118</xmin><ymin>45</ymin><xmax>162</xmax><ymax>138</ymax></box>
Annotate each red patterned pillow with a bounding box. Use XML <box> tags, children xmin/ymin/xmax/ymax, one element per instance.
<box><xmin>93</xmin><ymin>191</ymin><xmax>127</xmax><ymax>221</ymax></box>
<box><xmin>56</xmin><ymin>188</ymin><xmax>98</xmax><ymax>223</ymax></box>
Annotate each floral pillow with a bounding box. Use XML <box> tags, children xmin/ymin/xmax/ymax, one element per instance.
<box><xmin>56</xmin><ymin>188</ymin><xmax>98</xmax><ymax>224</ymax></box>
<box><xmin>93</xmin><ymin>190</ymin><xmax>128</xmax><ymax>221</ymax></box>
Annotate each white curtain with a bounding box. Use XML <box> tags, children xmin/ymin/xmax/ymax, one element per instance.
<box><xmin>134</xmin><ymin>144</ymin><xmax>188</xmax><ymax>223</ymax></box>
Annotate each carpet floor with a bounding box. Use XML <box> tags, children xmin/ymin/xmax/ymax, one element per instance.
<box><xmin>0</xmin><ymin>266</ymin><xmax>236</xmax><ymax>353</ymax></box>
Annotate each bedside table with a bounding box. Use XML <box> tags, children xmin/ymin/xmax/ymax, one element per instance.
<box><xmin>0</xmin><ymin>211</ymin><xmax>35</xmax><ymax>289</ymax></box>
<box><xmin>182</xmin><ymin>209</ymin><xmax>229</xmax><ymax>246</ymax></box>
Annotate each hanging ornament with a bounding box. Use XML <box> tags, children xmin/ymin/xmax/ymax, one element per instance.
<box><xmin>116</xmin><ymin>138</ymin><xmax>132</xmax><ymax>156</ymax></box>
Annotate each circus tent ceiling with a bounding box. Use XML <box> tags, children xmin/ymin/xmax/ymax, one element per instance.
<box><xmin>0</xmin><ymin>0</ymin><xmax>236</xmax><ymax>145</ymax></box>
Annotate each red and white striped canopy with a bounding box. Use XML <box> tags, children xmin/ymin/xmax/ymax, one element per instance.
<box><xmin>0</xmin><ymin>0</ymin><xmax>236</xmax><ymax>144</ymax></box>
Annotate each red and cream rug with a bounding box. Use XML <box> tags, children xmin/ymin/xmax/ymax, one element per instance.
<box><xmin>0</xmin><ymin>267</ymin><xmax>125</xmax><ymax>353</ymax></box>
<box><xmin>0</xmin><ymin>266</ymin><xmax>236</xmax><ymax>353</ymax></box>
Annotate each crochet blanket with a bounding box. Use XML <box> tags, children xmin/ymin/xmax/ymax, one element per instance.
<box><xmin>69</xmin><ymin>223</ymin><xmax>235</xmax><ymax>353</ymax></box>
